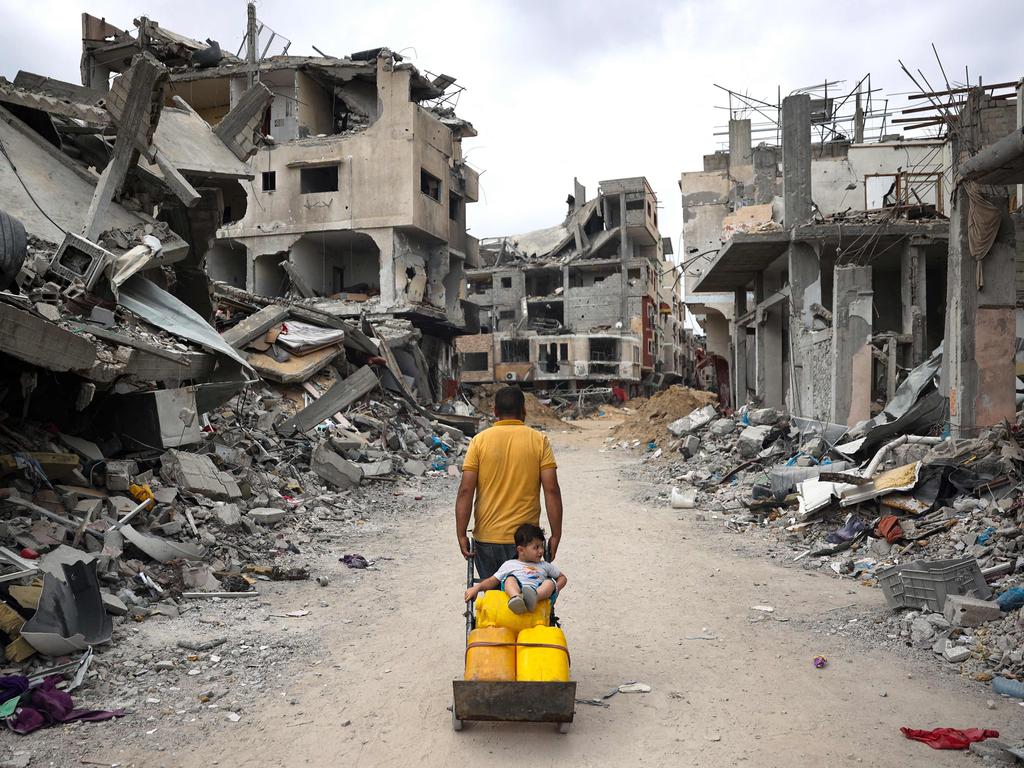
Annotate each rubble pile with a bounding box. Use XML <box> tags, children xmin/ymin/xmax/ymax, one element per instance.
<box><xmin>610</xmin><ymin>386</ymin><xmax>719</xmax><ymax>443</ymax></box>
<box><xmin>468</xmin><ymin>384</ymin><xmax>572</xmax><ymax>431</ymax></box>
<box><xmin>615</xmin><ymin>358</ymin><xmax>1024</xmax><ymax>692</ymax></box>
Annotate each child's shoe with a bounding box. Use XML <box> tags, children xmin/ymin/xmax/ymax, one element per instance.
<box><xmin>521</xmin><ymin>585</ymin><xmax>539</xmax><ymax>612</ymax></box>
<box><xmin>507</xmin><ymin>595</ymin><xmax>527</xmax><ymax>614</ymax></box>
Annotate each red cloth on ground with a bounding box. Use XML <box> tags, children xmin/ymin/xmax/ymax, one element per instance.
<box><xmin>900</xmin><ymin>727</ymin><xmax>999</xmax><ymax>750</ymax></box>
<box><xmin>875</xmin><ymin>515</ymin><xmax>904</xmax><ymax>544</ymax></box>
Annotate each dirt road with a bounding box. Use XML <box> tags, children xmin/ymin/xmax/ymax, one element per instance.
<box><xmin>106</xmin><ymin>420</ymin><xmax>1018</xmax><ymax>767</ymax></box>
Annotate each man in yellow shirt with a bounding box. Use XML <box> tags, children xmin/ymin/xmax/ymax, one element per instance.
<box><xmin>455</xmin><ymin>386</ymin><xmax>563</xmax><ymax>579</ymax></box>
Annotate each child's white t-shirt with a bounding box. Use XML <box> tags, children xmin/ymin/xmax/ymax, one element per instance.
<box><xmin>493</xmin><ymin>559</ymin><xmax>561</xmax><ymax>590</ymax></box>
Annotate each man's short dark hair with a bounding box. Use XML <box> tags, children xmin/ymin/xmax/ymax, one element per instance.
<box><xmin>494</xmin><ymin>386</ymin><xmax>526</xmax><ymax>418</ymax></box>
<box><xmin>514</xmin><ymin>523</ymin><xmax>545</xmax><ymax>549</ymax></box>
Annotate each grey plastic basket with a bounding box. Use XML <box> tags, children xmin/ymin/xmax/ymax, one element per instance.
<box><xmin>878</xmin><ymin>556</ymin><xmax>990</xmax><ymax>612</ymax></box>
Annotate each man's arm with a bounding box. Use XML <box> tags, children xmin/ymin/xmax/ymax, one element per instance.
<box><xmin>455</xmin><ymin>470</ymin><xmax>479</xmax><ymax>558</ymax></box>
<box><xmin>540</xmin><ymin>467</ymin><xmax>563</xmax><ymax>561</ymax></box>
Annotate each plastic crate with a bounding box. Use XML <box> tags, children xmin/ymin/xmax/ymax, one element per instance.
<box><xmin>878</xmin><ymin>556</ymin><xmax>990</xmax><ymax>612</ymax></box>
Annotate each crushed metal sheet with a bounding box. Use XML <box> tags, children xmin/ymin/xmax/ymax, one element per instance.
<box><xmin>21</xmin><ymin>562</ymin><xmax>112</xmax><ymax>656</ymax></box>
<box><xmin>121</xmin><ymin>524</ymin><xmax>206</xmax><ymax>563</ymax></box>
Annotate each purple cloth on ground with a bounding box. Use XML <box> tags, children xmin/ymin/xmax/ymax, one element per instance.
<box><xmin>0</xmin><ymin>676</ymin><xmax>29</xmax><ymax>705</ymax></box>
<box><xmin>341</xmin><ymin>554</ymin><xmax>369</xmax><ymax>569</ymax></box>
<box><xmin>6</xmin><ymin>676</ymin><xmax>124</xmax><ymax>735</ymax></box>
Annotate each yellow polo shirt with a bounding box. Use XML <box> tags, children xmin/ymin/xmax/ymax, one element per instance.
<box><xmin>462</xmin><ymin>419</ymin><xmax>558</xmax><ymax>544</ymax></box>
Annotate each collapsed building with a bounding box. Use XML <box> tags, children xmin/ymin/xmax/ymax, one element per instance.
<box><xmin>680</xmin><ymin>76</ymin><xmax>1024</xmax><ymax>437</ymax></box>
<box><xmin>0</xmin><ymin>5</ymin><xmax>486</xmax><ymax>704</ymax></box>
<box><xmin>457</xmin><ymin>177</ymin><xmax>687</xmax><ymax>394</ymax></box>
<box><xmin>79</xmin><ymin>9</ymin><xmax>482</xmax><ymax>396</ymax></box>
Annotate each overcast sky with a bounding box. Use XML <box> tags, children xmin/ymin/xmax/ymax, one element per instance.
<box><xmin>1</xmin><ymin>0</ymin><xmax>1020</xmax><ymax>259</ymax></box>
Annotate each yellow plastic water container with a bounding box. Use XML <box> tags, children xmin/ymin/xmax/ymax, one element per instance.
<box><xmin>464</xmin><ymin>626</ymin><xmax>516</xmax><ymax>681</ymax></box>
<box><xmin>475</xmin><ymin>590</ymin><xmax>551</xmax><ymax>634</ymax></box>
<box><xmin>516</xmin><ymin>626</ymin><xmax>570</xmax><ymax>682</ymax></box>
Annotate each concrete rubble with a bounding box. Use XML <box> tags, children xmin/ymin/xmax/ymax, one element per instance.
<box><xmin>616</xmin><ymin>376</ymin><xmax>1024</xmax><ymax>694</ymax></box>
<box><xmin>0</xmin><ymin>5</ymin><xmax>479</xmax><ymax>746</ymax></box>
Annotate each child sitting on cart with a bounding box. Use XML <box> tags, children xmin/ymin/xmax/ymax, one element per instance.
<box><xmin>464</xmin><ymin>524</ymin><xmax>567</xmax><ymax>614</ymax></box>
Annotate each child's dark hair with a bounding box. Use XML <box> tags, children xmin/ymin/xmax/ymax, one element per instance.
<box><xmin>514</xmin><ymin>523</ymin><xmax>545</xmax><ymax>549</ymax></box>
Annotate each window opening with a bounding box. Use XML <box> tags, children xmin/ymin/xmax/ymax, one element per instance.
<box><xmin>300</xmin><ymin>165</ymin><xmax>339</xmax><ymax>193</ymax></box>
<box><xmin>420</xmin><ymin>168</ymin><xmax>441</xmax><ymax>201</ymax></box>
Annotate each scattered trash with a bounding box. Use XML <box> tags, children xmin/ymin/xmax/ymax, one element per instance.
<box><xmin>340</xmin><ymin>554</ymin><xmax>370</xmax><ymax>569</ymax></box>
<box><xmin>900</xmin><ymin>727</ymin><xmax>999</xmax><ymax>750</ymax></box>
<box><xmin>751</xmin><ymin>605</ymin><xmax>775</xmax><ymax>613</ymax></box>
<box><xmin>813</xmin><ymin>655</ymin><xmax>828</xmax><ymax>669</ymax></box>
<box><xmin>617</xmin><ymin>682</ymin><xmax>652</xmax><ymax>694</ymax></box>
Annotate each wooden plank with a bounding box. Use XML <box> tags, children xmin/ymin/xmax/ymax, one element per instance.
<box><xmin>83</xmin><ymin>53</ymin><xmax>163</xmax><ymax>241</ymax></box>
<box><xmin>452</xmin><ymin>681</ymin><xmax>576</xmax><ymax>723</ymax></box>
<box><xmin>276</xmin><ymin>366</ymin><xmax>379</xmax><ymax>435</ymax></box>
<box><xmin>222</xmin><ymin>304</ymin><xmax>289</xmax><ymax>348</ymax></box>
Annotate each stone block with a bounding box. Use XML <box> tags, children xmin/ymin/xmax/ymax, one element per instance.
<box><xmin>159</xmin><ymin>450</ymin><xmax>241</xmax><ymax>501</ymax></box>
<box><xmin>247</xmin><ymin>508</ymin><xmax>286</xmax><ymax>526</ymax></box>
<box><xmin>667</xmin><ymin>417</ymin><xmax>692</xmax><ymax>437</ymax></box>
<box><xmin>943</xmin><ymin>595</ymin><xmax>1002</xmax><ymax>628</ymax></box>
<box><xmin>942</xmin><ymin>642</ymin><xmax>971</xmax><ymax>663</ymax></box>
<box><xmin>737</xmin><ymin>425</ymin><xmax>772</xmax><ymax>458</ymax></box>
<box><xmin>708</xmin><ymin>418</ymin><xmax>736</xmax><ymax>436</ymax></box>
<box><xmin>680</xmin><ymin>435</ymin><xmax>701</xmax><ymax>459</ymax></box>
<box><xmin>749</xmin><ymin>407</ymin><xmax>782</xmax><ymax>426</ymax></box>
<box><xmin>402</xmin><ymin>459</ymin><xmax>427</xmax><ymax>477</ymax></box>
<box><xmin>214</xmin><ymin>503</ymin><xmax>242</xmax><ymax>527</ymax></box>
<box><xmin>311</xmin><ymin>443</ymin><xmax>363</xmax><ymax>489</ymax></box>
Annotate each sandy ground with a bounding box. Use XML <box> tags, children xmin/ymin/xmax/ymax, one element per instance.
<box><xmin>51</xmin><ymin>420</ymin><xmax>1023</xmax><ymax>767</ymax></box>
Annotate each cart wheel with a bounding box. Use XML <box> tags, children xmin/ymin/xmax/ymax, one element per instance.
<box><xmin>557</xmin><ymin>721</ymin><xmax>571</xmax><ymax>734</ymax></box>
<box><xmin>452</xmin><ymin>705</ymin><xmax>464</xmax><ymax>732</ymax></box>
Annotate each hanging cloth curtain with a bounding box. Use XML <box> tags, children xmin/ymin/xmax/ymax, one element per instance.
<box><xmin>964</xmin><ymin>181</ymin><xmax>1002</xmax><ymax>289</ymax></box>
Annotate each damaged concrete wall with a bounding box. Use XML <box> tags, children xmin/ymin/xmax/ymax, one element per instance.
<box><xmin>831</xmin><ymin>265</ymin><xmax>873</xmax><ymax>426</ymax></box>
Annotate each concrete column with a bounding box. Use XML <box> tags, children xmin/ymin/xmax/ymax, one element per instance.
<box><xmin>782</xmin><ymin>95</ymin><xmax>812</xmax><ymax>227</ymax></box>
<box><xmin>754</xmin><ymin>272</ymin><xmax>785</xmax><ymax>408</ymax></box>
<box><xmin>619</xmin><ymin>192</ymin><xmax>629</xmax><ymax>330</ymax></box>
<box><xmin>946</xmin><ymin>185</ymin><xmax>1017</xmax><ymax>437</ymax></box>
<box><xmin>831</xmin><ymin>265</ymin><xmax>873</xmax><ymax>427</ymax></box>
<box><xmin>1017</xmin><ymin>80</ymin><xmax>1023</xmax><ymax>211</ymax></box>
<box><xmin>783</xmin><ymin>94</ymin><xmax>820</xmax><ymax>417</ymax></box>
<box><xmin>900</xmin><ymin>241</ymin><xmax>928</xmax><ymax>367</ymax></box>
<box><xmin>733</xmin><ymin>288</ymin><xmax>748</xmax><ymax>406</ymax></box>
<box><xmin>728</xmin><ymin>119</ymin><xmax>752</xmax><ymax>167</ymax></box>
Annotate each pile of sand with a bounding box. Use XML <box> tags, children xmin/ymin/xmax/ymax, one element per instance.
<box><xmin>471</xmin><ymin>385</ymin><xmax>574</xmax><ymax>431</ymax></box>
<box><xmin>611</xmin><ymin>386</ymin><xmax>718</xmax><ymax>443</ymax></box>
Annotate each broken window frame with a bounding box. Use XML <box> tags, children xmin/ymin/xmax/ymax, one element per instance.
<box><xmin>420</xmin><ymin>168</ymin><xmax>442</xmax><ymax>202</ymax></box>
<box><xmin>460</xmin><ymin>352</ymin><xmax>489</xmax><ymax>371</ymax></box>
<box><xmin>864</xmin><ymin>173</ymin><xmax>899</xmax><ymax>210</ymax></box>
<box><xmin>500</xmin><ymin>339</ymin><xmax>529</xmax><ymax>363</ymax></box>
<box><xmin>261</xmin><ymin>171</ymin><xmax>276</xmax><ymax>192</ymax></box>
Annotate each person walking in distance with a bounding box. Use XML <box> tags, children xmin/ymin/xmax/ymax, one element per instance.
<box><xmin>455</xmin><ymin>386</ymin><xmax>563</xmax><ymax>579</ymax></box>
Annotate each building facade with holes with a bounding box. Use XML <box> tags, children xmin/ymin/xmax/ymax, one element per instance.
<box><xmin>162</xmin><ymin>49</ymin><xmax>481</xmax><ymax>333</ymax></box>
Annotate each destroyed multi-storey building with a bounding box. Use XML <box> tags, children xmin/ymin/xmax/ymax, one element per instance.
<box><xmin>78</xmin><ymin>9</ymin><xmax>482</xmax><ymax>398</ymax></box>
<box><xmin>0</xmin><ymin>7</ymin><xmax>486</xmax><ymax>686</ymax></box>
<box><xmin>458</xmin><ymin>177</ymin><xmax>681</xmax><ymax>392</ymax></box>
<box><xmin>680</xmin><ymin>76</ymin><xmax>1024</xmax><ymax>436</ymax></box>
